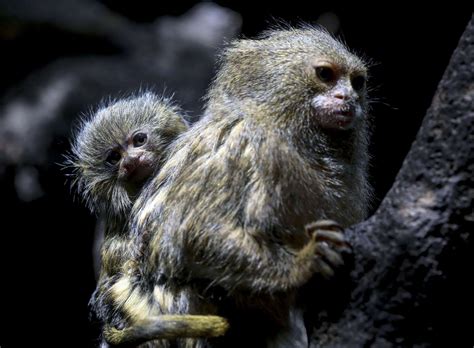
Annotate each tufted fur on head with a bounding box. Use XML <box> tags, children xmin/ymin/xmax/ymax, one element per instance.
<box><xmin>66</xmin><ymin>92</ymin><xmax>188</xmax><ymax>220</ymax></box>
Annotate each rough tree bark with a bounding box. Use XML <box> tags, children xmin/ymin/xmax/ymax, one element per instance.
<box><xmin>310</xmin><ymin>17</ymin><xmax>474</xmax><ymax>348</ymax></box>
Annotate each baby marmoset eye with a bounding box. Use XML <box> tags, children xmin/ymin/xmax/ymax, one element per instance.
<box><xmin>132</xmin><ymin>132</ymin><xmax>148</xmax><ymax>147</ymax></box>
<box><xmin>106</xmin><ymin>149</ymin><xmax>122</xmax><ymax>165</ymax></box>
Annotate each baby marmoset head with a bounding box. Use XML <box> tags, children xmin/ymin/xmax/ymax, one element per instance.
<box><xmin>67</xmin><ymin>92</ymin><xmax>188</xmax><ymax>219</ymax></box>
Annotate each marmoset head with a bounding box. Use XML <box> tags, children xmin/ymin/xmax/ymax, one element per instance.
<box><xmin>68</xmin><ymin>93</ymin><xmax>188</xmax><ymax>218</ymax></box>
<box><xmin>208</xmin><ymin>26</ymin><xmax>368</xmax><ymax>131</ymax></box>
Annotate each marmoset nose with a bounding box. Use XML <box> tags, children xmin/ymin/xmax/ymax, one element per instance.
<box><xmin>334</xmin><ymin>90</ymin><xmax>350</xmax><ymax>100</ymax></box>
<box><xmin>122</xmin><ymin>156</ymin><xmax>140</xmax><ymax>174</ymax></box>
<box><xmin>333</xmin><ymin>83</ymin><xmax>353</xmax><ymax>100</ymax></box>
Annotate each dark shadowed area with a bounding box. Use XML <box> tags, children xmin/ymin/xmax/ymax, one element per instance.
<box><xmin>0</xmin><ymin>1</ymin><xmax>471</xmax><ymax>346</ymax></box>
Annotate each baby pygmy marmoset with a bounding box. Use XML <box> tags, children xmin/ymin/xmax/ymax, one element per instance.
<box><xmin>67</xmin><ymin>92</ymin><xmax>228</xmax><ymax>346</ymax></box>
<box><xmin>68</xmin><ymin>92</ymin><xmax>187</xmax><ymax>280</ymax></box>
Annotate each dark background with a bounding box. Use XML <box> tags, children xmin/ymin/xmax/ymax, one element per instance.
<box><xmin>0</xmin><ymin>1</ymin><xmax>471</xmax><ymax>346</ymax></box>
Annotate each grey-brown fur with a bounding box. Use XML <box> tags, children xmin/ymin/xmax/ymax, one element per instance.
<box><xmin>115</xmin><ymin>26</ymin><xmax>371</xmax><ymax>347</ymax></box>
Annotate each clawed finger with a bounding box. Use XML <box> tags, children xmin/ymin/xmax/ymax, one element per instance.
<box><xmin>317</xmin><ymin>242</ymin><xmax>344</xmax><ymax>267</ymax></box>
<box><xmin>305</xmin><ymin>219</ymin><xmax>342</xmax><ymax>233</ymax></box>
<box><xmin>314</xmin><ymin>230</ymin><xmax>348</xmax><ymax>246</ymax></box>
<box><xmin>314</xmin><ymin>258</ymin><xmax>334</xmax><ymax>279</ymax></box>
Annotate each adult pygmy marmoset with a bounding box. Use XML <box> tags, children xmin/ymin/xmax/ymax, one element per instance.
<box><xmin>107</xmin><ymin>25</ymin><xmax>371</xmax><ymax>347</ymax></box>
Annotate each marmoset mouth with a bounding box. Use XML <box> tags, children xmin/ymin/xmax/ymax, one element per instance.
<box><xmin>332</xmin><ymin>108</ymin><xmax>355</xmax><ymax>128</ymax></box>
<box><xmin>338</xmin><ymin>109</ymin><xmax>354</xmax><ymax>117</ymax></box>
<box><xmin>127</xmin><ymin>162</ymin><xmax>153</xmax><ymax>184</ymax></box>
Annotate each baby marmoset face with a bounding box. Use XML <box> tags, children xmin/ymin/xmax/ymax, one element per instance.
<box><xmin>68</xmin><ymin>92</ymin><xmax>188</xmax><ymax>218</ymax></box>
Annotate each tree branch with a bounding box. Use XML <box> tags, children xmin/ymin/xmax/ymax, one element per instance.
<box><xmin>310</xmin><ymin>16</ymin><xmax>474</xmax><ymax>347</ymax></box>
